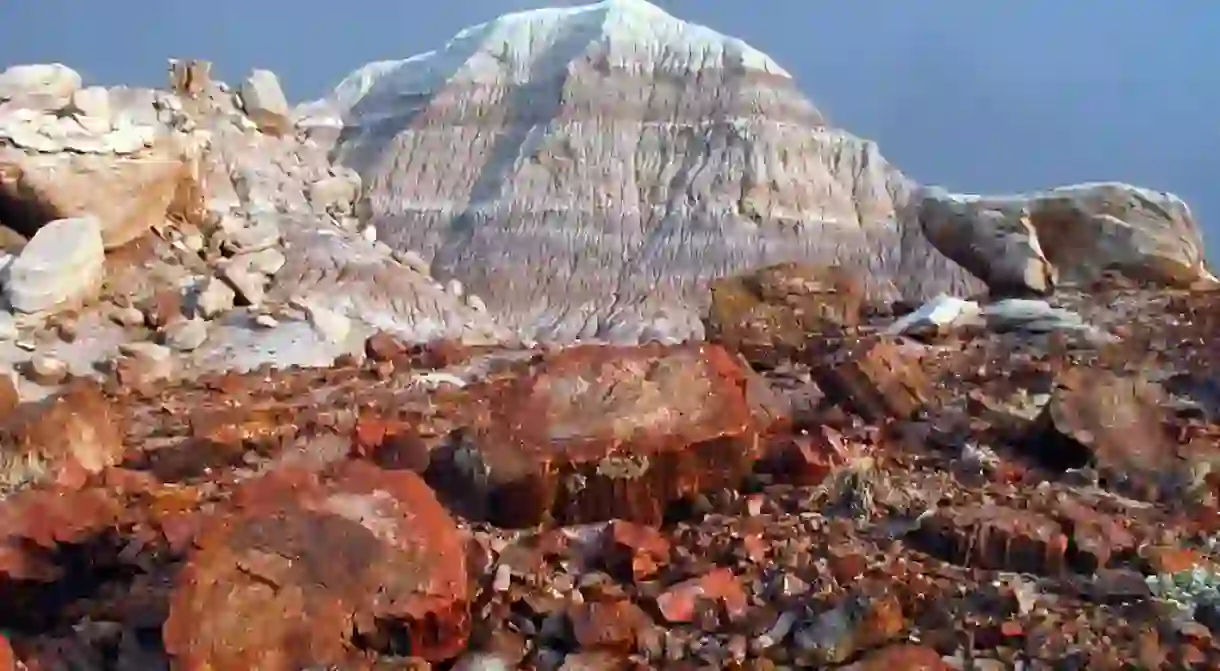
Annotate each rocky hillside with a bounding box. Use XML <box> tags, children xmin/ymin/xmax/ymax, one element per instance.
<box><xmin>0</xmin><ymin>0</ymin><xmax>1219</xmax><ymax>668</ymax></box>
<box><xmin>305</xmin><ymin>0</ymin><xmax>1214</xmax><ymax>342</ymax></box>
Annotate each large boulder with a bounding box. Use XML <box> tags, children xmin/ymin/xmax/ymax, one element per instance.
<box><xmin>919</xmin><ymin>182</ymin><xmax>1216</xmax><ymax>294</ymax></box>
<box><xmin>3</xmin><ymin>216</ymin><xmax>105</xmax><ymax>314</ymax></box>
<box><xmin>305</xmin><ymin>0</ymin><xmax>978</xmax><ymax>342</ymax></box>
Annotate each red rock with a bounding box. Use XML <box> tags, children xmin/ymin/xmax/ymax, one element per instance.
<box><xmin>918</xmin><ymin>506</ymin><xmax>1069</xmax><ymax>575</ymax></box>
<box><xmin>366</xmin><ymin>331</ymin><xmax>407</xmax><ymax>362</ymax></box>
<box><xmin>352</xmin><ymin>416</ymin><xmax>431</xmax><ymax>473</ymax></box>
<box><xmin>654</xmin><ymin>567</ymin><xmax>747</xmax><ymax>624</ymax></box>
<box><xmin>0</xmin><ymin>380</ymin><xmax>124</xmax><ymax>491</ymax></box>
<box><xmin>815</xmin><ymin>336</ymin><xmax>932</xmax><ymax>422</ymax></box>
<box><xmin>0</xmin><ymin>634</ymin><xmax>12</xmax><ymax>671</ymax></box>
<box><xmin>428</xmin><ymin>344</ymin><xmax>761</xmax><ymax>527</ymax></box>
<box><xmin>849</xmin><ymin>644</ymin><xmax>949</xmax><ymax>670</ymax></box>
<box><xmin>601</xmin><ymin>520</ymin><xmax>671</xmax><ymax>582</ymax></box>
<box><xmin>1051</xmin><ymin>497</ymin><xmax>1136</xmax><ymax>573</ymax></box>
<box><xmin>1142</xmin><ymin>545</ymin><xmax>1204</xmax><ymax>575</ymax></box>
<box><xmin>0</xmin><ymin>375</ymin><xmax>16</xmax><ymax>421</ymax></box>
<box><xmin>759</xmin><ymin>425</ymin><xmax>862</xmax><ymax>486</ymax></box>
<box><xmin>163</xmin><ymin>461</ymin><xmax>470</xmax><ymax>670</ymax></box>
<box><xmin>1029</xmin><ymin>368</ymin><xmax>1189</xmax><ymax>500</ymax></box>
<box><xmin>568</xmin><ymin>599</ymin><xmax>651</xmax><ymax>652</ymax></box>
<box><xmin>141</xmin><ymin>288</ymin><xmax>184</xmax><ymax>328</ymax></box>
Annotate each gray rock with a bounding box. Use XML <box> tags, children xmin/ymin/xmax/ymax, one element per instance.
<box><xmin>4</xmin><ymin>216</ymin><xmax>105</xmax><ymax>314</ymax></box>
<box><xmin>162</xmin><ymin>318</ymin><xmax>209</xmax><ymax>352</ymax></box>
<box><xmin>194</xmin><ymin>277</ymin><xmax>236</xmax><ymax>319</ymax></box>
<box><xmin>239</xmin><ymin>69</ymin><xmax>290</xmax><ymax>135</ymax></box>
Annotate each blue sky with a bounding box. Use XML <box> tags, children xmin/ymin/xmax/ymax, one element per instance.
<box><xmin>4</xmin><ymin>1</ymin><xmax>1217</xmax><ymax>249</ymax></box>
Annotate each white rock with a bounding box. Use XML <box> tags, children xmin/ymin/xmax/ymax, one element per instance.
<box><xmin>69</xmin><ymin>86</ymin><xmax>111</xmax><ymax>122</ymax></box>
<box><xmin>109</xmin><ymin>304</ymin><xmax>146</xmax><ymax>327</ymax></box>
<box><xmin>222</xmin><ymin>263</ymin><xmax>268</xmax><ymax>306</ymax></box>
<box><xmin>239</xmin><ymin>69</ymin><xmax>290</xmax><ymax>134</ymax></box>
<box><xmin>0</xmin><ymin>312</ymin><xmax>16</xmax><ymax>340</ymax></box>
<box><xmin>245</xmin><ymin>248</ymin><xmax>287</xmax><ymax>276</ymax></box>
<box><xmin>395</xmin><ymin>249</ymin><xmax>431</xmax><ymax>276</ymax></box>
<box><xmin>161</xmin><ymin>318</ymin><xmax>208</xmax><ymax>352</ymax></box>
<box><xmin>0</xmin><ymin>63</ymin><xmax>81</xmax><ymax>105</ymax></box>
<box><xmin>4</xmin><ymin>216</ymin><xmax>105</xmax><ymax>314</ymax></box>
<box><xmin>466</xmin><ymin>294</ymin><xmax>488</xmax><ymax>313</ymax></box>
<box><xmin>27</xmin><ymin>355</ymin><xmax>68</xmax><ymax>384</ymax></box>
<box><xmin>222</xmin><ymin>214</ymin><xmax>282</xmax><ymax>253</ymax></box>
<box><xmin>195</xmin><ymin>277</ymin><xmax>236</xmax><ymax>319</ymax></box>
<box><xmin>253</xmin><ymin>314</ymin><xmax>279</xmax><ymax>329</ymax></box>
<box><xmin>308</xmin><ymin>173</ymin><xmax>361</xmax><ymax>213</ymax></box>
<box><xmin>884</xmin><ymin>294</ymin><xmax>982</xmax><ymax>337</ymax></box>
<box><xmin>299</xmin><ymin>301</ymin><xmax>352</xmax><ymax>344</ymax></box>
<box><xmin>446</xmin><ymin>278</ymin><xmax>464</xmax><ymax>298</ymax></box>
<box><xmin>118</xmin><ymin>341</ymin><xmax>176</xmax><ymax>381</ymax></box>
<box><xmin>361</xmin><ymin>225</ymin><xmax>377</xmax><ymax>242</ymax></box>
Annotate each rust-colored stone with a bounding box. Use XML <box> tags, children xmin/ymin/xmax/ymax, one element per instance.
<box><xmin>1142</xmin><ymin>545</ymin><xmax>1205</xmax><ymax>575</ymax></box>
<box><xmin>654</xmin><ymin>568</ymin><xmax>747</xmax><ymax>624</ymax></box>
<box><xmin>1051</xmin><ymin>497</ymin><xmax>1136</xmax><ymax>573</ymax></box>
<box><xmin>1028</xmin><ymin>368</ymin><xmax>1189</xmax><ymax>500</ymax></box>
<box><xmin>141</xmin><ymin>288</ymin><xmax>185</xmax><ymax>329</ymax></box>
<box><xmin>917</xmin><ymin>506</ymin><xmax>1069</xmax><ymax>575</ymax></box>
<box><xmin>0</xmin><ymin>634</ymin><xmax>12</xmax><ymax>671</ymax></box>
<box><xmin>365</xmin><ymin>331</ymin><xmax>407</xmax><ymax>363</ymax></box>
<box><xmin>815</xmin><ymin>336</ymin><xmax>931</xmax><ymax>422</ymax></box>
<box><xmin>601</xmin><ymin>520</ymin><xmax>671</xmax><ymax>582</ymax></box>
<box><xmin>705</xmin><ymin>262</ymin><xmax>863</xmax><ymax>367</ymax></box>
<box><xmin>427</xmin><ymin>344</ymin><xmax>760</xmax><ymax>527</ymax></box>
<box><xmin>163</xmin><ymin>461</ymin><xmax>470</xmax><ymax>669</ymax></box>
<box><xmin>0</xmin><ymin>380</ymin><xmax>124</xmax><ymax>491</ymax></box>
<box><xmin>849</xmin><ymin>644</ymin><xmax>949</xmax><ymax>671</ymax></box>
<box><xmin>568</xmin><ymin>599</ymin><xmax>651</xmax><ymax>652</ymax></box>
<box><xmin>0</xmin><ymin>375</ymin><xmax>17</xmax><ymax>421</ymax></box>
<box><xmin>759</xmin><ymin>425</ymin><xmax>861</xmax><ymax>486</ymax></box>
<box><xmin>0</xmin><ymin>486</ymin><xmax>122</xmax><ymax>583</ymax></box>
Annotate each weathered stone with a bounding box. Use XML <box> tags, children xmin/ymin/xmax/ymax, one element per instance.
<box><xmin>115</xmin><ymin>341</ymin><xmax>176</xmax><ymax>388</ymax></box>
<box><xmin>1027</xmin><ymin>368</ymin><xmax>1192</xmax><ymax>501</ymax></box>
<box><xmin>794</xmin><ymin>583</ymin><xmax>906</xmax><ymax>665</ymax></box>
<box><xmin>568</xmin><ymin>599</ymin><xmax>651</xmax><ymax>652</ymax></box>
<box><xmin>706</xmin><ymin>262</ymin><xmax>864</xmax><ymax>366</ymax></box>
<box><xmin>600</xmin><ymin>520</ymin><xmax>671</xmax><ymax>582</ymax></box>
<box><xmin>654</xmin><ymin>568</ymin><xmax>747</xmax><ymax>625</ymax></box>
<box><xmin>163</xmin><ymin>461</ymin><xmax>470</xmax><ymax>669</ymax></box>
<box><xmin>308</xmin><ymin>172</ymin><xmax>361</xmax><ymax>214</ymax></box>
<box><xmin>3</xmin><ymin>216</ymin><xmax>104</xmax><ymax>314</ymax></box>
<box><xmin>920</xmin><ymin>183</ymin><xmax>1216</xmax><ymax>294</ymax></box>
<box><xmin>167</xmin><ymin>59</ymin><xmax>211</xmax><ymax>98</ymax></box>
<box><xmin>848</xmin><ymin>644</ymin><xmax>950</xmax><ymax>671</ymax></box>
<box><xmin>23</xmin><ymin>355</ymin><xmax>67</xmax><ymax>386</ymax></box>
<box><xmin>426</xmin><ymin>344</ymin><xmax>760</xmax><ymax>527</ymax></box>
<box><xmin>0</xmin><ymin>143</ymin><xmax>190</xmax><ymax>248</ymax></box>
<box><xmin>162</xmin><ymin>318</ymin><xmax>208</xmax><ymax>352</ymax></box>
<box><xmin>917</xmin><ymin>506</ymin><xmax>1069</xmax><ymax>575</ymax></box>
<box><xmin>193</xmin><ymin>276</ymin><xmax>236</xmax><ymax>319</ymax></box>
<box><xmin>239</xmin><ymin>70</ymin><xmax>290</xmax><ymax>136</ymax></box>
<box><xmin>815</xmin><ymin>336</ymin><xmax>931</xmax><ymax>422</ymax></box>
<box><xmin>758</xmin><ymin>425</ymin><xmax>862</xmax><ymax>487</ymax></box>
<box><xmin>0</xmin><ymin>381</ymin><xmax>124</xmax><ymax>492</ymax></box>
<box><xmin>69</xmin><ymin>86</ymin><xmax>110</xmax><ymax>121</ymax></box>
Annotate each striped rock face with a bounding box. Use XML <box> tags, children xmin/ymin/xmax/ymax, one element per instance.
<box><xmin>307</xmin><ymin>0</ymin><xmax>980</xmax><ymax>343</ymax></box>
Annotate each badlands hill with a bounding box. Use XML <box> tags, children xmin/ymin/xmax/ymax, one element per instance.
<box><xmin>302</xmin><ymin>0</ymin><xmax>1213</xmax><ymax>342</ymax></box>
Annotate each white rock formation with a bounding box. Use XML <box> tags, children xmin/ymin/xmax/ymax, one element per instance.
<box><xmin>4</xmin><ymin>216</ymin><xmax>105</xmax><ymax>314</ymax></box>
<box><xmin>239</xmin><ymin>69</ymin><xmax>290</xmax><ymax>135</ymax></box>
<box><xmin>309</xmin><ymin>0</ymin><xmax>977</xmax><ymax>342</ymax></box>
<box><xmin>311</xmin><ymin>0</ymin><xmax>1213</xmax><ymax>341</ymax></box>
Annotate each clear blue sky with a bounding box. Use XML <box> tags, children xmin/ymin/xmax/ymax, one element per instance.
<box><xmin>4</xmin><ymin>1</ymin><xmax>1217</xmax><ymax>251</ymax></box>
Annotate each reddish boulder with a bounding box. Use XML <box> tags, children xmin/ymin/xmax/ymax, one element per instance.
<box><xmin>758</xmin><ymin>425</ymin><xmax>862</xmax><ymax>486</ymax></box>
<box><xmin>848</xmin><ymin>644</ymin><xmax>949</xmax><ymax>670</ymax></box>
<box><xmin>600</xmin><ymin>520</ymin><xmax>671</xmax><ymax>582</ymax></box>
<box><xmin>654</xmin><ymin>567</ymin><xmax>748</xmax><ymax>625</ymax></box>
<box><xmin>815</xmin><ymin>336</ymin><xmax>931</xmax><ymax>422</ymax></box>
<box><xmin>0</xmin><ymin>486</ymin><xmax>122</xmax><ymax>583</ymax></box>
<box><xmin>428</xmin><ymin>344</ymin><xmax>761</xmax><ymax>527</ymax></box>
<box><xmin>1028</xmin><ymin>368</ymin><xmax>1190</xmax><ymax>500</ymax></box>
<box><xmin>568</xmin><ymin>599</ymin><xmax>651</xmax><ymax>652</ymax></box>
<box><xmin>0</xmin><ymin>380</ymin><xmax>124</xmax><ymax>492</ymax></box>
<box><xmin>917</xmin><ymin>506</ymin><xmax>1069</xmax><ymax>575</ymax></box>
<box><xmin>163</xmin><ymin>461</ymin><xmax>469</xmax><ymax>670</ymax></box>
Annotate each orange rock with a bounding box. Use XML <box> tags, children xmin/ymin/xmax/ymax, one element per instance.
<box><xmin>815</xmin><ymin>336</ymin><xmax>932</xmax><ymax>422</ymax></box>
<box><xmin>850</xmin><ymin>644</ymin><xmax>949</xmax><ymax>670</ymax></box>
<box><xmin>601</xmin><ymin>520</ymin><xmax>671</xmax><ymax>582</ymax></box>
<box><xmin>0</xmin><ymin>380</ymin><xmax>124</xmax><ymax>491</ymax></box>
<box><xmin>163</xmin><ymin>461</ymin><xmax>470</xmax><ymax>670</ymax></box>
<box><xmin>428</xmin><ymin>344</ymin><xmax>761</xmax><ymax>527</ymax></box>
<box><xmin>917</xmin><ymin>506</ymin><xmax>1069</xmax><ymax>575</ymax></box>
<box><xmin>0</xmin><ymin>633</ymin><xmax>13</xmax><ymax>671</ymax></box>
<box><xmin>759</xmin><ymin>425</ymin><xmax>861</xmax><ymax>487</ymax></box>
<box><xmin>1143</xmin><ymin>545</ymin><xmax>1204</xmax><ymax>575</ymax></box>
<box><xmin>568</xmin><ymin>599</ymin><xmax>651</xmax><ymax>652</ymax></box>
<box><xmin>654</xmin><ymin>568</ymin><xmax>747</xmax><ymax>624</ymax></box>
